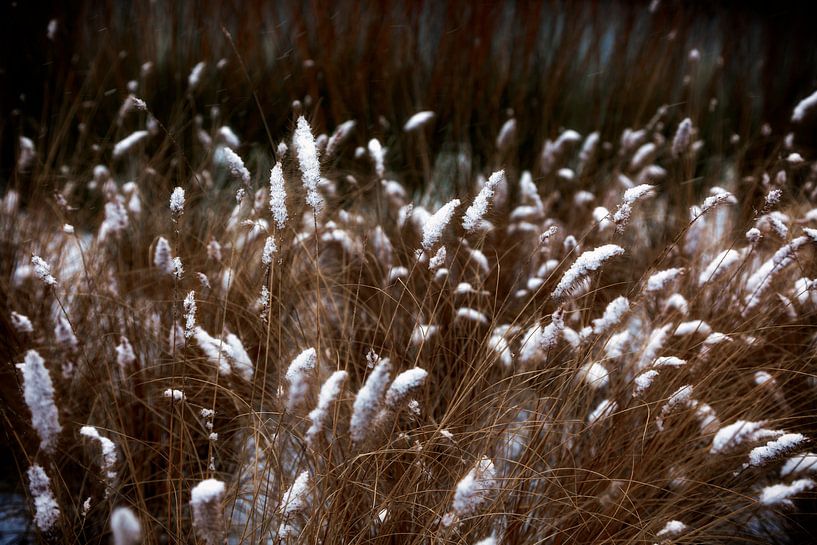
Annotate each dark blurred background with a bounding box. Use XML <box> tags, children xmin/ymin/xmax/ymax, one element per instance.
<box><xmin>1</xmin><ymin>0</ymin><xmax>817</xmax><ymax>190</ymax></box>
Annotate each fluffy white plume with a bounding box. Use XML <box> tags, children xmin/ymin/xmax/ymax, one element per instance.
<box><xmin>154</xmin><ymin>237</ymin><xmax>174</xmax><ymax>275</ymax></box>
<box><xmin>551</xmin><ymin>245</ymin><xmax>625</xmax><ymax>299</ymax></box>
<box><xmin>113</xmin><ymin>130</ymin><xmax>149</xmax><ymax>159</ymax></box>
<box><xmin>306</xmin><ymin>370</ymin><xmax>348</xmax><ymax>446</ymax></box>
<box><xmin>285</xmin><ymin>348</ymin><xmax>317</xmax><ymax>412</ymax></box>
<box><xmin>18</xmin><ymin>350</ymin><xmax>62</xmax><ymax>452</ymax></box>
<box><xmin>31</xmin><ymin>255</ymin><xmax>57</xmax><ymax>286</ymax></box>
<box><xmin>422</xmin><ymin>199</ymin><xmax>461</xmax><ymax>250</ymax></box>
<box><xmin>190</xmin><ymin>479</ymin><xmax>225</xmax><ymax>545</ymax></box>
<box><xmin>27</xmin><ymin>464</ymin><xmax>60</xmax><ymax>532</ymax></box>
<box><xmin>11</xmin><ymin>311</ymin><xmax>34</xmax><ymax>333</ymax></box>
<box><xmin>294</xmin><ymin>116</ymin><xmax>323</xmax><ymax>212</ymax></box>
<box><xmin>645</xmin><ymin>268</ymin><xmax>684</xmax><ymax>293</ymax></box>
<box><xmin>350</xmin><ymin>357</ymin><xmax>392</xmax><ymax>443</ymax></box>
<box><xmin>792</xmin><ymin>88</ymin><xmax>817</xmax><ymax>122</ymax></box>
<box><xmin>759</xmin><ymin>479</ymin><xmax>815</xmax><ymax>507</ymax></box>
<box><xmin>451</xmin><ymin>456</ymin><xmax>497</xmax><ymax>519</ymax></box>
<box><xmin>169</xmin><ymin>186</ymin><xmax>185</xmax><ymax>217</ymax></box>
<box><xmin>592</xmin><ymin>296</ymin><xmax>630</xmax><ymax>335</ymax></box>
<box><xmin>463</xmin><ymin>170</ymin><xmax>504</xmax><ymax>232</ymax></box>
<box><xmin>404</xmin><ymin>111</ymin><xmax>435</xmax><ymax>131</ymax></box>
<box><xmin>385</xmin><ymin>367</ymin><xmax>428</xmax><ymax>408</ymax></box>
<box><xmin>110</xmin><ymin>506</ymin><xmax>142</xmax><ymax>545</ymax></box>
<box><xmin>268</xmin><ymin>162</ymin><xmax>288</xmax><ymax>229</ymax></box>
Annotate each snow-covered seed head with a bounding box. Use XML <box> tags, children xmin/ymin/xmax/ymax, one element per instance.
<box><xmin>169</xmin><ymin>186</ymin><xmax>185</xmax><ymax>218</ymax></box>
<box><xmin>451</xmin><ymin>456</ymin><xmax>497</xmax><ymax>519</ymax></box>
<box><xmin>262</xmin><ymin>235</ymin><xmax>277</xmax><ymax>267</ymax></box>
<box><xmin>154</xmin><ymin>237</ymin><xmax>174</xmax><ymax>275</ymax></box>
<box><xmin>190</xmin><ymin>479</ymin><xmax>226</xmax><ymax>545</ymax></box>
<box><xmin>183</xmin><ymin>291</ymin><xmax>197</xmax><ymax>339</ymax></box>
<box><xmin>462</xmin><ymin>170</ymin><xmax>504</xmax><ymax>233</ymax></box>
<box><xmin>385</xmin><ymin>367</ymin><xmax>428</xmax><ymax>409</ymax></box>
<box><xmin>280</xmin><ymin>471</ymin><xmax>310</xmax><ymax>516</ymax></box>
<box><xmin>27</xmin><ymin>464</ymin><xmax>60</xmax><ymax>532</ymax></box>
<box><xmin>286</xmin><ymin>348</ymin><xmax>317</xmax><ymax>412</ymax></box>
<box><xmin>422</xmin><ymin>199</ymin><xmax>461</xmax><ymax>250</ymax></box>
<box><xmin>551</xmin><ymin>245</ymin><xmax>625</xmax><ymax>299</ymax></box>
<box><xmin>110</xmin><ymin>506</ymin><xmax>142</xmax><ymax>545</ymax></box>
<box><xmin>294</xmin><ymin>116</ymin><xmax>323</xmax><ymax>213</ymax></box>
<box><xmin>18</xmin><ymin>350</ymin><xmax>62</xmax><ymax>453</ymax></box>
<box><xmin>306</xmin><ymin>370</ymin><xmax>348</xmax><ymax>446</ymax></box>
<box><xmin>220</xmin><ymin>146</ymin><xmax>251</xmax><ymax>185</ymax></box>
<box><xmin>31</xmin><ymin>255</ymin><xmax>57</xmax><ymax>287</ymax></box>
<box><xmin>350</xmin><ymin>357</ymin><xmax>392</xmax><ymax>444</ymax></box>
<box><xmin>269</xmin><ymin>162</ymin><xmax>288</xmax><ymax>229</ymax></box>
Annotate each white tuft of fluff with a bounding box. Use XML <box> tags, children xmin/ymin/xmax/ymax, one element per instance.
<box><xmin>80</xmin><ymin>426</ymin><xmax>118</xmax><ymax>490</ymax></box>
<box><xmin>262</xmin><ymin>236</ymin><xmax>277</xmax><ymax>266</ymax></box>
<box><xmin>672</xmin><ymin>118</ymin><xmax>693</xmax><ymax>157</ymax></box>
<box><xmin>552</xmin><ymin>245</ymin><xmax>625</xmax><ymax>299</ymax></box>
<box><xmin>577</xmin><ymin>362</ymin><xmax>609</xmax><ymax>389</ymax></box>
<box><xmin>592</xmin><ymin>296</ymin><xmax>630</xmax><ymax>335</ymax></box>
<box><xmin>428</xmin><ymin>246</ymin><xmax>447</xmax><ymax>271</ymax></box>
<box><xmin>473</xmin><ymin>536</ymin><xmax>498</xmax><ymax>545</ymax></box>
<box><xmin>188</xmin><ymin>62</ymin><xmax>206</xmax><ymax>90</ymax></box>
<box><xmin>654</xmin><ymin>356</ymin><xmax>686</xmax><ymax>368</ymax></box>
<box><xmin>385</xmin><ymin>367</ymin><xmax>428</xmax><ymax>408</ymax></box>
<box><xmin>539</xmin><ymin>309</ymin><xmax>564</xmax><ymax>352</ymax></box>
<box><xmin>110</xmin><ymin>506</ymin><xmax>142</xmax><ymax>545</ymax></box>
<box><xmin>280</xmin><ymin>471</ymin><xmax>310</xmax><ymax>516</ymax></box>
<box><xmin>451</xmin><ymin>456</ymin><xmax>497</xmax><ymax>519</ymax></box>
<box><xmin>411</xmin><ymin>324</ymin><xmax>438</xmax><ymax>346</ymax></box>
<box><xmin>422</xmin><ymin>199</ymin><xmax>461</xmax><ymax>250</ymax></box>
<box><xmin>759</xmin><ymin>479</ymin><xmax>815</xmax><ymax>507</ymax></box>
<box><xmin>633</xmin><ymin>370</ymin><xmax>659</xmax><ymax>397</ymax></box>
<box><xmin>18</xmin><ymin>350</ymin><xmax>62</xmax><ymax>452</ymax></box>
<box><xmin>710</xmin><ymin>420</ymin><xmax>781</xmax><ymax>454</ymax></box>
<box><xmin>368</xmin><ymin>138</ymin><xmax>385</xmax><ymax>179</ymax></box>
<box><xmin>294</xmin><ymin>117</ymin><xmax>323</xmax><ymax>212</ymax></box>
<box><xmin>268</xmin><ymin>162</ymin><xmax>288</xmax><ymax>229</ymax></box>
<box><xmin>31</xmin><ymin>255</ymin><xmax>57</xmax><ymax>286</ymax></box>
<box><xmin>350</xmin><ymin>357</ymin><xmax>392</xmax><ymax>443</ymax></box>
<box><xmin>699</xmin><ymin>249</ymin><xmax>742</xmax><ymax>285</ymax></box>
<box><xmin>286</xmin><ymin>348</ymin><xmax>317</xmax><ymax>412</ymax></box>
<box><xmin>404</xmin><ymin>111</ymin><xmax>435</xmax><ymax>131</ymax></box>
<box><xmin>463</xmin><ymin>170</ymin><xmax>504</xmax><ymax>232</ymax></box>
<box><xmin>220</xmin><ymin>146</ymin><xmax>251</xmax><ymax>185</ymax></box>
<box><xmin>113</xmin><ymin>131</ymin><xmax>149</xmax><ymax>159</ymax></box>
<box><xmin>11</xmin><ymin>311</ymin><xmax>34</xmax><ymax>333</ymax></box>
<box><xmin>154</xmin><ymin>237</ymin><xmax>174</xmax><ymax>275</ymax></box>
<box><xmin>496</xmin><ymin>118</ymin><xmax>517</xmax><ymax>151</ymax></box>
<box><xmin>116</xmin><ymin>336</ymin><xmax>136</xmax><ymax>370</ymax></box>
<box><xmin>748</xmin><ymin>433</ymin><xmax>807</xmax><ymax>467</ymax></box>
<box><xmin>588</xmin><ymin>399</ymin><xmax>617</xmax><ymax>424</ymax></box>
<box><xmin>792</xmin><ymin>89</ymin><xmax>817</xmax><ymax>122</ymax></box>
<box><xmin>456</xmin><ymin>307</ymin><xmax>489</xmax><ymax>325</ymax></box>
<box><xmin>646</xmin><ymin>268</ymin><xmax>684</xmax><ymax>293</ymax></box>
<box><xmin>27</xmin><ymin>464</ymin><xmax>60</xmax><ymax>531</ymax></box>
<box><xmin>163</xmin><ymin>389</ymin><xmax>185</xmax><ymax>401</ymax></box>
<box><xmin>190</xmin><ymin>479</ymin><xmax>225</xmax><ymax>545</ymax></box>
<box><xmin>781</xmin><ymin>454</ymin><xmax>817</xmax><ymax>477</ymax></box>
<box><xmin>744</xmin><ymin>235</ymin><xmax>813</xmax><ymax>315</ymax></box>
<box><xmin>306</xmin><ymin>370</ymin><xmax>348</xmax><ymax>446</ymax></box>
<box><xmin>183</xmin><ymin>291</ymin><xmax>196</xmax><ymax>339</ymax></box>
<box><xmin>169</xmin><ymin>186</ymin><xmax>185</xmax><ymax>217</ymax></box>
<box><xmin>657</xmin><ymin>520</ymin><xmax>687</xmax><ymax>538</ymax></box>
<box><xmin>674</xmin><ymin>320</ymin><xmax>711</xmax><ymax>336</ymax></box>
<box><xmin>172</xmin><ymin>257</ymin><xmax>184</xmax><ymax>280</ymax></box>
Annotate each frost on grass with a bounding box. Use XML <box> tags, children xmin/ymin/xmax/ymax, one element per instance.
<box><xmin>31</xmin><ymin>255</ymin><xmax>57</xmax><ymax>286</ymax></box>
<box><xmin>748</xmin><ymin>434</ymin><xmax>807</xmax><ymax>467</ymax></box>
<box><xmin>80</xmin><ymin>425</ymin><xmax>118</xmax><ymax>492</ymax></box>
<box><xmin>18</xmin><ymin>350</ymin><xmax>62</xmax><ymax>453</ymax></box>
<box><xmin>551</xmin><ymin>245</ymin><xmax>625</xmax><ymax>299</ymax></box>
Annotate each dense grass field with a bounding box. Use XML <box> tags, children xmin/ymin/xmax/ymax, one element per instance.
<box><xmin>3</xmin><ymin>1</ymin><xmax>817</xmax><ymax>543</ymax></box>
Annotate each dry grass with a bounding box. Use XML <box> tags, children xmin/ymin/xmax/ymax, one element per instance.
<box><xmin>2</xmin><ymin>2</ymin><xmax>817</xmax><ymax>544</ymax></box>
